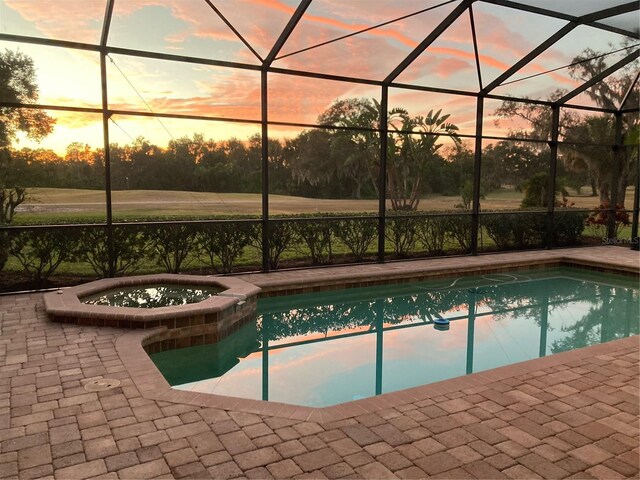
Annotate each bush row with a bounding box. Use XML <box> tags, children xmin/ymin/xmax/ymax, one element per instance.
<box><xmin>1</xmin><ymin>211</ymin><xmax>591</xmax><ymax>287</ymax></box>
<box><xmin>482</xmin><ymin>211</ymin><xmax>587</xmax><ymax>250</ymax></box>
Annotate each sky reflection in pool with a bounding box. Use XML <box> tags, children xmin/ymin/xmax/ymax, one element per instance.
<box><xmin>151</xmin><ymin>267</ymin><xmax>638</xmax><ymax>407</ymax></box>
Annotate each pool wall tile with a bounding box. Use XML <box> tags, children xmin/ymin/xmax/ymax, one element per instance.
<box><xmin>161</xmin><ymin>318</ymin><xmax>175</xmax><ymax>329</ymax></box>
<box><xmin>175</xmin><ymin>317</ymin><xmax>190</xmax><ymax>328</ymax></box>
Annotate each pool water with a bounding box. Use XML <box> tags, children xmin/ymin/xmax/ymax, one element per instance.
<box><xmin>151</xmin><ymin>267</ymin><xmax>639</xmax><ymax>407</ymax></box>
<box><xmin>82</xmin><ymin>284</ymin><xmax>221</xmax><ymax>308</ymax></box>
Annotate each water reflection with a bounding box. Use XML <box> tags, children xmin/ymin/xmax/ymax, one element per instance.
<box><xmin>153</xmin><ymin>322</ymin><xmax>260</xmax><ymax>385</ymax></box>
<box><xmin>152</xmin><ymin>268</ymin><xmax>639</xmax><ymax>407</ymax></box>
<box><xmin>82</xmin><ymin>284</ymin><xmax>220</xmax><ymax>308</ymax></box>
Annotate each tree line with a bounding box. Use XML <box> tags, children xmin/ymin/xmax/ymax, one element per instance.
<box><xmin>3</xmin><ymin>106</ymin><xmax>634</xmax><ymax>209</ymax></box>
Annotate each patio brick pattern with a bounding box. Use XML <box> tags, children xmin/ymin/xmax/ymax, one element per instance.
<box><xmin>0</xmin><ymin>247</ymin><xmax>638</xmax><ymax>479</ymax></box>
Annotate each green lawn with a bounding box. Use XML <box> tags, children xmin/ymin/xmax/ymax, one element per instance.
<box><xmin>16</xmin><ymin>186</ymin><xmax>627</xmax><ymax>224</ymax></box>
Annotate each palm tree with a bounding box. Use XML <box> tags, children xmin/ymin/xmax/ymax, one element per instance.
<box><xmin>388</xmin><ymin>109</ymin><xmax>461</xmax><ymax>211</ymax></box>
<box><xmin>293</xmin><ymin>98</ymin><xmax>460</xmax><ymax>208</ymax></box>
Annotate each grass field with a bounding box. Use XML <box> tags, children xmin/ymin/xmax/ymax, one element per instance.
<box><xmin>16</xmin><ymin>187</ymin><xmax>629</xmax><ymax>223</ymax></box>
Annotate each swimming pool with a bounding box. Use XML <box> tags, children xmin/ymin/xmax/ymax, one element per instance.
<box><xmin>151</xmin><ymin>267</ymin><xmax>639</xmax><ymax>407</ymax></box>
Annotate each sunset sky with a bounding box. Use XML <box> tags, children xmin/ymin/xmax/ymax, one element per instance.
<box><xmin>0</xmin><ymin>0</ymin><xmax>636</xmax><ymax>154</ymax></box>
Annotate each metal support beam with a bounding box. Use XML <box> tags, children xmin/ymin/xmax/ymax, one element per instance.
<box><xmin>268</xmin><ymin>66</ymin><xmax>381</xmax><ymax>86</ymax></box>
<box><xmin>100</xmin><ymin>0</ymin><xmax>114</xmax><ymax>47</ymax></box>
<box><xmin>100</xmin><ymin>0</ymin><xmax>115</xmax><ymax>277</ymax></box>
<box><xmin>261</xmin><ymin>70</ymin><xmax>269</xmax><ymax>272</ymax></box>
<box><xmin>259</xmin><ymin>0</ymin><xmax>310</xmax><ymax>272</ymax></box>
<box><xmin>486</xmin><ymin>93</ymin><xmax>621</xmax><ymax>113</ymax></box>
<box><xmin>546</xmin><ymin>106</ymin><xmax>560</xmax><ymax>248</ymax></box>
<box><xmin>263</xmin><ymin>0</ymin><xmax>311</xmax><ymax>67</ymax></box>
<box><xmin>470</xmin><ymin>96</ymin><xmax>484</xmax><ymax>255</ymax></box>
<box><xmin>388</xmin><ymin>82</ymin><xmax>477</xmax><ymax>98</ymax></box>
<box><xmin>469</xmin><ymin>5</ymin><xmax>483</xmax><ymax>90</ymax></box>
<box><xmin>100</xmin><ymin>55</ymin><xmax>114</xmax><ymax>277</ymax></box>
<box><xmin>384</xmin><ymin>0</ymin><xmax>472</xmax><ymax>84</ymax></box>
<box><xmin>608</xmin><ymin>113</ymin><xmax>624</xmax><ymax>240</ymax></box>
<box><xmin>619</xmin><ymin>70</ymin><xmax>640</xmax><ymax>111</ymax></box>
<box><xmin>555</xmin><ymin>50</ymin><xmax>640</xmax><ymax>106</ymax></box>
<box><xmin>378</xmin><ymin>87</ymin><xmax>389</xmax><ymax>263</ymax></box>
<box><xmin>632</xmin><ymin>147</ymin><xmax>639</xmax><ymax>251</ymax></box>
<box><xmin>0</xmin><ymin>33</ymin><xmax>100</xmax><ymax>51</ymax></box>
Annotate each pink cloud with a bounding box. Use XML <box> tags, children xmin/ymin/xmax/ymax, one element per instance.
<box><xmin>5</xmin><ymin>0</ymin><xmax>104</xmax><ymax>43</ymax></box>
<box><xmin>433</xmin><ymin>57</ymin><xmax>475</xmax><ymax>79</ymax></box>
<box><xmin>473</xmin><ymin>10</ymin><xmax>533</xmax><ymax>61</ymax></box>
<box><xmin>159</xmin><ymin>1</ymin><xmax>244</xmax><ymax>45</ymax></box>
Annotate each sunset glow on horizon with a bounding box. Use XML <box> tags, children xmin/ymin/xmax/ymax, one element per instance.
<box><xmin>0</xmin><ymin>0</ymin><xmax>636</xmax><ymax>154</ymax></box>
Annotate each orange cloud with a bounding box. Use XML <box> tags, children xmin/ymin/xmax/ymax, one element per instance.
<box><xmin>52</xmin><ymin>111</ymin><xmax>102</xmax><ymax>129</ymax></box>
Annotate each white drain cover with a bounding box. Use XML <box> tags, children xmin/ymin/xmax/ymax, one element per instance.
<box><xmin>84</xmin><ymin>378</ymin><xmax>121</xmax><ymax>392</ymax></box>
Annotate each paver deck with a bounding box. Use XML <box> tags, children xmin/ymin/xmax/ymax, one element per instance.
<box><xmin>0</xmin><ymin>247</ymin><xmax>638</xmax><ymax>479</ymax></box>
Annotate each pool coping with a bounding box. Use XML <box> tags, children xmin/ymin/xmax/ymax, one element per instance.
<box><xmin>115</xmin><ymin>248</ymin><xmax>640</xmax><ymax>422</ymax></box>
<box><xmin>243</xmin><ymin>250</ymin><xmax>639</xmax><ymax>297</ymax></box>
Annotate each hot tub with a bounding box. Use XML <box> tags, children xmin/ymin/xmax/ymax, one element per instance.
<box><xmin>44</xmin><ymin>274</ymin><xmax>261</xmax><ymax>349</ymax></box>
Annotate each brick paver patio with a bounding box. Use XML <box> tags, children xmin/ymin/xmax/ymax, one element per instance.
<box><xmin>1</xmin><ymin>247</ymin><xmax>638</xmax><ymax>479</ymax></box>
